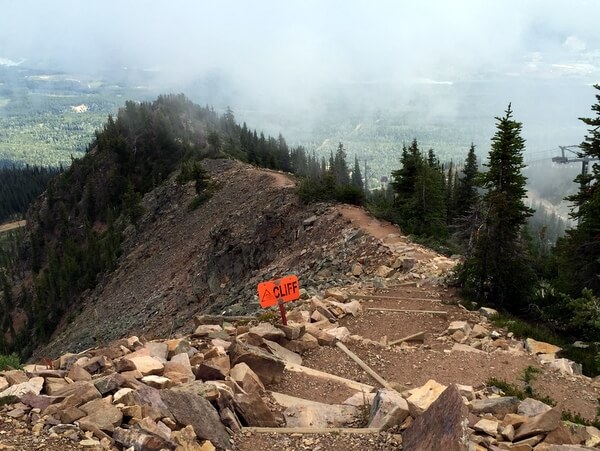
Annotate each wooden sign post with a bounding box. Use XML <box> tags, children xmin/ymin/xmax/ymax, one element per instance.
<box><xmin>258</xmin><ymin>275</ymin><xmax>300</xmax><ymax>325</ymax></box>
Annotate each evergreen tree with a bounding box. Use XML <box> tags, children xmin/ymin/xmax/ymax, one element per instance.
<box><xmin>454</xmin><ymin>144</ymin><xmax>479</xmax><ymax>218</ymax></box>
<box><xmin>555</xmin><ymin>84</ymin><xmax>600</xmax><ymax>295</ymax></box>
<box><xmin>351</xmin><ymin>155</ymin><xmax>363</xmax><ymax>190</ymax></box>
<box><xmin>460</xmin><ymin>105</ymin><xmax>535</xmax><ymax>309</ymax></box>
<box><xmin>332</xmin><ymin>143</ymin><xmax>350</xmax><ymax>185</ymax></box>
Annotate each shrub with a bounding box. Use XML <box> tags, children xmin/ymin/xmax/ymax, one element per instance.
<box><xmin>0</xmin><ymin>353</ymin><xmax>21</xmax><ymax>371</ymax></box>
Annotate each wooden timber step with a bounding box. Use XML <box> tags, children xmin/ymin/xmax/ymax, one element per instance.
<box><xmin>367</xmin><ymin>307</ymin><xmax>448</xmax><ymax>317</ymax></box>
<box><xmin>284</xmin><ymin>363</ymin><xmax>375</xmax><ymax>393</ymax></box>
<box><xmin>347</xmin><ymin>293</ymin><xmax>442</xmax><ymax>303</ymax></box>
<box><xmin>242</xmin><ymin>427</ymin><xmax>380</xmax><ymax>434</ymax></box>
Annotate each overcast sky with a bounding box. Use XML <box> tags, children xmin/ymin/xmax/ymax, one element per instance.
<box><xmin>1</xmin><ymin>1</ymin><xmax>599</xmax><ymax>151</ymax></box>
<box><xmin>2</xmin><ymin>1</ymin><xmax>599</xmax><ymax>81</ymax></box>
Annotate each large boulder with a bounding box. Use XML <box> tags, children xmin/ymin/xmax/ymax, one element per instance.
<box><xmin>368</xmin><ymin>388</ymin><xmax>410</xmax><ymax>430</ymax></box>
<box><xmin>403</xmin><ymin>385</ymin><xmax>469</xmax><ymax>451</ymax></box>
<box><xmin>249</xmin><ymin>323</ymin><xmax>286</xmax><ymax>343</ymax></box>
<box><xmin>79</xmin><ymin>398</ymin><xmax>123</xmax><ymax>432</ymax></box>
<box><xmin>161</xmin><ymin>388</ymin><xmax>230</xmax><ymax>450</ymax></box>
<box><xmin>228</xmin><ymin>342</ymin><xmax>285</xmax><ymax>385</ymax></box>
<box><xmin>513</xmin><ymin>408</ymin><xmax>561</xmax><ymax>441</ymax></box>
<box><xmin>234</xmin><ymin>392</ymin><xmax>278</xmax><ymax>427</ymax></box>
<box><xmin>406</xmin><ymin>379</ymin><xmax>448</xmax><ymax>417</ymax></box>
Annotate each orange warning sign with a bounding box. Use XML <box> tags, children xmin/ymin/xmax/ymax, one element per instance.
<box><xmin>258</xmin><ymin>275</ymin><xmax>300</xmax><ymax>308</ymax></box>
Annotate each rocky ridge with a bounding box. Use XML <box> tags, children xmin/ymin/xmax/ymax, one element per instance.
<box><xmin>5</xmin><ymin>161</ymin><xmax>598</xmax><ymax>450</ymax></box>
<box><xmin>1</xmin><ymin>211</ymin><xmax>598</xmax><ymax>450</ymax></box>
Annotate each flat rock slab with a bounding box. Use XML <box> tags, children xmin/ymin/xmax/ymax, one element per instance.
<box><xmin>283</xmin><ymin>403</ymin><xmax>360</xmax><ymax>428</ymax></box>
<box><xmin>161</xmin><ymin>387</ymin><xmax>230</xmax><ymax>450</ymax></box>
<box><xmin>470</xmin><ymin>396</ymin><xmax>520</xmax><ymax>416</ymax></box>
<box><xmin>0</xmin><ymin>377</ymin><xmax>44</xmax><ymax>398</ymax></box>
<box><xmin>525</xmin><ymin>338</ymin><xmax>561</xmax><ymax>355</ymax></box>
<box><xmin>80</xmin><ymin>398</ymin><xmax>123</xmax><ymax>432</ymax></box>
<box><xmin>514</xmin><ymin>408</ymin><xmax>561</xmax><ymax>441</ymax></box>
<box><xmin>403</xmin><ymin>385</ymin><xmax>469</xmax><ymax>451</ymax></box>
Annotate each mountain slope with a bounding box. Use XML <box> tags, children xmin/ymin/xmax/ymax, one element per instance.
<box><xmin>33</xmin><ymin>159</ymin><xmax>384</xmax><ymax>358</ymax></box>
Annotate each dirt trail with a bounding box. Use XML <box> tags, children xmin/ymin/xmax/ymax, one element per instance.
<box><xmin>0</xmin><ymin>220</ymin><xmax>26</xmax><ymax>234</ymax></box>
<box><xmin>338</xmin><ymin>205</ymin><xmax>405</xmax><ymax>244</ymax></box>
<box><xmin>267</xmin><ymin>170</ymin><xmax>297</xmax><ymax>188</ymax></box>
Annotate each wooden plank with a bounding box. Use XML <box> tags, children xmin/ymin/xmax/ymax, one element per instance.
<box><xmin>388</xmin><ymin>331</ymin><xmax>426</xmax><ymax>346</ymax></box>
<box><xmin>347</xmin><ymin>294</ymin><xmax>442</xmax><ymax>302</ymax></box>
<box><xmin>193</xmin><ymin>314</ymin><xmax>255</xmax><ymax>326</ymax></box>
<box><xmin>284</xmin><ymin>363</ymin><xmax>375</xmax><ymax>393</ymax></box>
<box><xmin>335</xmin><ymin>342</ymin><xmax>393</xmax><ymax>390</ymax></box>
<box><xmin>367</xmin><ymin>307</ymin><xmax>447</xmax><ymax>316</ymax></box>
<box><xmin>384</xmin><ymin>281</ymin><xmax>418</xmax><ymax>288</ymax></box>
<box><xmin>242</xmin><ymin>427</ymin><xmax>380</xmax><ymax>434</ymax></box>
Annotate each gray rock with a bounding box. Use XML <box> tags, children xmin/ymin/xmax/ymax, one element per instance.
<box><xmin>161</xmin><ymin>388</ymin><xmax>230</xmax><ymax>450</ymax></box>
<box><xmin>478</xmin><ymin>307</ymin><xmax>498</xmax><ymax>318</ymax></box>
<box><xmin>368</xmin><ymin>388</ymin><xmax>410</xmax><ymax>430</ymax></box>
<box><xmin>303</xmin><ymin>215</ymin><xmax>317</xmax><ymax>226</ymax></box>
<box><xmin>113</xmin><ymin>427</ymin><xmax>176</xmax><ymax>451</ymax></box>
<box><xmin>228</xmin><ymin>342</ymin><xmax>285</xmax><ymax>385</ymax></box>
<box><xmin>518</xmin><ymin>397</ymin><xmax>553</xmax><ymax>417</ymax></box>
<box><xmin>234</xmin><ymin>392</ymin><xmax>278</xmax><ymax>427</ymax></box>
<box><xmin>470</xmin><ymin>396</ymin><xmax>520</xmax><ymax>416</ymax></box>
<box><xmin>514</xmin><ymin>408</ymin><xmax>561</xmax><ymax>441</ymax></box>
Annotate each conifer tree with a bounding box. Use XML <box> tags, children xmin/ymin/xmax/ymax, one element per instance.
<box><xmin>333</xmin><ymin>143</ymin><xmax>350</xmax><ymax>185</ymax></box>
<box><xmin>461</xmin><ymin>105</ymin><xmax>534</xmax><ymax>309</ymax></box>
<box><xmin>454</xmin><ymin>144</ymin><xmax>479</xmax><ymax>219</ymax></box>
<box><xmin>555</xmin><ymin>84</ymin><xmax>600</xmax><ymax>295</ymax></box>
<box><xmin>351</xmin><ymin>155</ymin><xmax>363</xmax><ymax>191</ymax></box>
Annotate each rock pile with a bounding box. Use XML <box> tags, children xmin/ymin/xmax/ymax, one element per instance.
<box><xmin>0</xmin><ymin>285</ymin><xmax>595</xmax><ymax>450</ymax></box>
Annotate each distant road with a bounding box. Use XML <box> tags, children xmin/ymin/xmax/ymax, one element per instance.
<box><xmin>0</xmin><ymin>220</ymin><xmax>26</xmax><ymax>234</ymax></box>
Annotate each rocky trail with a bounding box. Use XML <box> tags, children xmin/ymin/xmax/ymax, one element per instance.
<box><xmin>0</xmin><ymin>161</ymin><xmax>598</xmax><ymax>450</ymax></box>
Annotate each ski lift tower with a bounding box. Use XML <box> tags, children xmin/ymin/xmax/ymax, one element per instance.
<box><xmin>552</xmin><ymin>145</ymin><xmax>595</xmax><ymax>178</ymax></box>
<box><xmin>552</xmin><ymin>144</ymin><xmax>599</xmax><ymax>224</ymax></box>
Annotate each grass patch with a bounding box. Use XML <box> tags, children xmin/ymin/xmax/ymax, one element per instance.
<box><xmin>562</xmin><ymin>409</ymin><xmax>600</xmax><ymax>430</ymax></box>
<box><xmin>0</xmin><ymin>395</ymin><xmax>19</xmax><ymax>406</ymax></box>
<box><xmin>188</xmin><ymin>192</ymin><xmax>213</xmax><ymax>211</ymax></box>
<box><xmin>486</xmin><ymin>366</ymin><xmax>556</xmax><ymax>406</ymax></box>
<box><xmin>0</xmin><ymin>353</ymin><xmax>21</xmax><ymax>371</ymax></box>
<box><xmin>490</xmin><ymin>313</ymin><xmax>563</xmax><ymax>346</ymax></box>
<box><xmin>490</xmin><ymin>312</ymin><xmax>600</xmax><ymax>376</ymax></box>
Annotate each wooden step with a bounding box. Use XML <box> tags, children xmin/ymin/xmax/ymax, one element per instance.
<box><xmin>242</xmin><ymin>427</ymin><xmax>380</xmax><ymax>434</ymax></box>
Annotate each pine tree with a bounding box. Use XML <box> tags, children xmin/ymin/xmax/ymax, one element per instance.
<box><xmin>555</xmin><ymin>84</ymin><xmax>600</xmax><ymax>295</ymax></box>
<box><xmin>454</xmin><ymin>144</ymin><xmax>479</xmax><ymax>219</ymax></box>
<box><xmin>351</xmin><ymin>155</ymin><xmax>363</xmax><ymax>191</ymax></box>
<box><xmin>461</xmin><ymin>105</ymin><xmax>535</xmax><ymax>309</ymax></box>
<box><xmin>333</xmin><ymin>143</ymin><xmax>350</xmax><ymax>185</ymax></box>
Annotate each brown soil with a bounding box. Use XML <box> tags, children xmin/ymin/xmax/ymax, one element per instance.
<box><xmin>0</xmin><ymin>414</ymin><xmax>84</xmax><ymax>450</ymax></box>
<box><xmin>269</xmin><ymin>371</ymin><xmax>358</xmax><ymax>405</ymax></box>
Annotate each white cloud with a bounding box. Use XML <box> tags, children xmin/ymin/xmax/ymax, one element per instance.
<box><xmin>564</xmin><ymin>36</ymin><xmax>587</xmax><ymax>52</ymax></box>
